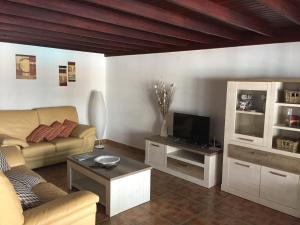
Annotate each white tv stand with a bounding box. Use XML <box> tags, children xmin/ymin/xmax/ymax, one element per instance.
<box><xmin>145</xmin><ymin>136</ymin><xmax>223</xmax><ymax>188</ymax></box>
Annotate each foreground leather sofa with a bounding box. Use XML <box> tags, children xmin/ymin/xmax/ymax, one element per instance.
<box><xmin>0</xmin><ymin>146</ymin><xmax>99</xmax><ymax>225</ymax></box>
<box><xmin>0</xmin><ymin>106</ymin><xmax>96</xmax><ymax>169</ymax></box>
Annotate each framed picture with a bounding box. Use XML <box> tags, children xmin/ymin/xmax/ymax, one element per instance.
<box><xmin>68</xmin><ymin>61</ymin><xmax>76</xmax><ymax>82</ymax></box>
<box><xmin>16</xmin><ymin>54</ymin><xmax>36</xmax><ymax>79</ymax></box>
<box><xmin>59</xmin><ymin>66</ymin><xmax>67</xmax><ymax>86</ymax></box>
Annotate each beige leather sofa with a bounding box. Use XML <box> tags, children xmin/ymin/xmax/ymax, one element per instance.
<box><xmin>0</xmin><ymin>145</ymin><xmax>99</xmax><ymax>225</ymax></box>
<box><xmin>0</xmin><ymin>106</ymin><xmax>96</xmax><ymax>169</ymax></box>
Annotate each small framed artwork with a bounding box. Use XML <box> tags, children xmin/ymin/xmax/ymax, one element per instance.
<box><xmin>68</xmin><ymin>61</ymin><xmax>76</xmax><ymax>82</ymax></box>
<box><xmin>59</xmin><ymin>66</ymin><xmax>67</xmax><ymax>86</ymax></box>
<box><xmin>16</xmin><ymin>54</ymin><xmax>36</xmax><ymax>79</ymax></box>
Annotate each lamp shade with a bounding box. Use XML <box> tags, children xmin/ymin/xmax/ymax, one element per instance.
<box><xmin>89</xmin><ymin>90</ymin><xmax>106</xmax><ymax>139</ymax></box>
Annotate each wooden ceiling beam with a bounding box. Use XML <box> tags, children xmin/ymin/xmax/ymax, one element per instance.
<box><xmin>259</xmin><ymin>0</ymin><xmax>300</xmax><ymax>25</ymax></box>
<box><xmin>107</xmin><ymin>29</ymin><xmax>300</xmax><ymax>57</ymax></box>
<box><xmin>0</xmin><ymin>23</ymin><xmax>149</xmax><ymax>51</ymax></box>
<box><xmin>0</xmin><ymin>1</ymin><xmax>192</xmax><ymax>46</ymax></box>
<box><xmin>8</xmin><ymin>0</ymin><xmax>222</xmax><ymax>43</ymax></box>
<box><xmin>84</xmin><ymin>0</ymin><xmax>241</xmax><ymax>40</ymax></box>
<box><xmin>165</xmin><ymin>0</ymin><xmax>273</xmax><ymax>36</ymax></box>
<box><xmin>0</xmin><ymin>30</ymin><xmax>134</xmax><ymax>54</ymax></box>
<box><xmin>0</xmin><ymin>14</ymin><xmax>168</xmax><ymax>49</ymax></box>
<box><xmin>0</xmin><ymin>35</ymin><xmax>126</xmax><ymax>55</ymax></box>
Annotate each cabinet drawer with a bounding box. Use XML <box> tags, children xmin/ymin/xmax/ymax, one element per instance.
<box><xmin>260</xmin><ymin>166</ymin><xmax>299</xmax><ymax>209</ymax></box>
<box><xmin>228</xmin><ymin>158</ymin><xmax>261</xmax><ymax>196</ymax></box>
<box><xmin>148</xmin><ymin>141</ymin><xmax>165</xmax><ymax>167</ymax></box>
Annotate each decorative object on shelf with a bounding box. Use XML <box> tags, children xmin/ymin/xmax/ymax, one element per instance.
<box><xmin>68</xmin><ymin>61</ymin><xmax>76</xmax><ymax>82</ymax></box>
<box><xmin>89</xmin><ymin>90</ymin><xmax>106</xmax><ymax>149</ymax></box>
<box><xmin>284</xmin><ymin>90</ymin><xmax>300</xmax><ymax>104</ymax></box>
<box><xmin>286</xmin><ymin>108</ymin><xmax>300</xmax><ymax>127</ymax></box>
<box><xmin>238</xmin><ymin>94</ymin><xmax>254</xmax><ymax>111</ymax></box>
<box><xmin>59</xmin><ymin>65</ymin><xmax>67</xmax><ymax>86</ymax></box>
<box><xmin>94</xmin><ymin>155</ymin><xmax>120</xmax><ymax>168</ymax></box>
<box><xmin>154</xmin><ymin>81</ymin><xmax>175</xmax><ymax>137</ymax></box>
<box><xmin>16</xmin><ymin>54</ymin><xmax>36</xmax><ymax>80</ymax></box>
<box><xmin>276</xmin><ymin>137</ymin><xmax>299</xmax><ymax>153</ymax></box>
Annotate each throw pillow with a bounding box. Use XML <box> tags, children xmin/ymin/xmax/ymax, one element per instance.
<box><xmin>5</xmin><ymin>168</ymin><xmax>44</xmax><ymax>210</ymax></box>
<box><xmin>26</xmin><ymin>125</ymin><xmax>52</xmax><ymax>143</ymax></box>
<box><xmin>59</xmin><ymin>119</ymin><xmax>78</xmax><ymax>138</ymax></box>
<box><xmin>45</xmin><ymin>121</ymin><xmax>66</xmax><ymax>141</ymax></box>
<box><xmin>0</xmin><ymin>151</ymin><xmax>10</xmax><ymax>172</ymax></box>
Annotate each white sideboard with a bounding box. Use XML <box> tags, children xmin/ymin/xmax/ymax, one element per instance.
<box><xmin>222</xmin><ymin>81</ymin><xmax>300</xmax><ymax>218</ymax></box>
<box><xmin>145</xmin><ymin>136</ymin><xmax>222</xmax><ymax>188</ymax></box>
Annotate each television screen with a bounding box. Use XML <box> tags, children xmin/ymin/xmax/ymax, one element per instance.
<box><xmin>173</xmin><ymin>112</ymin><xmax>210</xmax><ymax>145</ymax></box>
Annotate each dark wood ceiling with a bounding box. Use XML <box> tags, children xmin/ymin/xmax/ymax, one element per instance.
<box><xmin>1</xmin><ymin>0</ymin><xmax>300</xmax><ymax>56</ymax></box>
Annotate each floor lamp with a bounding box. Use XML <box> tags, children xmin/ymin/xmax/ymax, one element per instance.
<box><xmin>89</xmin><ymin>90</ymin><xmax>106</xmax><ymax>149</ymax></box>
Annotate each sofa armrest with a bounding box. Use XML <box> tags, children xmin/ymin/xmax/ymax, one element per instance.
<box><xmin>24</xmin><ymin>191</ymin><xmax>99</xmax><ymax>225</ymax></box>
<box><xmin>0</xmin><ymin>134</ymin><xmax>29</xmax><ymax>148</ymax></box>
<box><xmin>1</xmin><ymin>146</ymin><xmax>26</xmax><ymax>167</ymax></box>
<box><xmin>71</xmin><ymin>124</ymin><xmax>96</xmax><ymax>139</ymax></box>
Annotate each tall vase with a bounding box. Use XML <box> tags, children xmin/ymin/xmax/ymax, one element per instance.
<box><xmin>160</xmin><ymin>118</ymin><xmax>168</xmax><ymax>137</ymax></box>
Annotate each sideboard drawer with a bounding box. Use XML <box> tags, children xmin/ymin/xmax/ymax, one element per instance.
<box><xmin>228</xmin><ymin>158</ymin><xmax>261</xmax><ymax>197</ymax></box>
<box><xmin>148</xmin><ymin>141</ymin><xmax>165</xmax><ymax>167</ymax></box>
<box><xmin>260</xmin><ymin>166</ymin><xmax>299</xmax><ymax>209</ymax></box>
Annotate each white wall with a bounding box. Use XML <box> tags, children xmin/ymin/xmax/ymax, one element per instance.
<box><xmin>0</xmin><ymin>42</ymin><xmax>105</xmax><ymax>124</ymax></box>
<box><xmin>106</xmin><ymin>42</ymin><xmax>300</xmax><ymax>149</ymax></box>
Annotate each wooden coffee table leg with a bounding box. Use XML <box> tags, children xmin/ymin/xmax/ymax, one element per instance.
<box><xmin>67</xmin><ymin>161</ymin><xmax>72</xmax><ymax>192</ymax></box>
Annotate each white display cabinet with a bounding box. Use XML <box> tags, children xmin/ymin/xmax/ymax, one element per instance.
<box><xmin>222</xmin><ymin>80</ymin><xmax>300</xmax><ymax>218</ymax></box>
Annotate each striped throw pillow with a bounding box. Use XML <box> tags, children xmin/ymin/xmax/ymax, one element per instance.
<box><xmin>26</xmin><ymin>125</ymin><xmax>52</xmax><ymax>143</ymax></box>
<box><xmin>45</xmin><ymin>121</ymin><xmax>66</xmax><ymax>141</ymax></box>
<box><xmin>58</xmin><ymin>119</ymin><xmax>78</xmax><ymax>138</ymax></box>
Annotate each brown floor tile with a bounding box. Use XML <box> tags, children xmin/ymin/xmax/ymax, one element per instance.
<box><xmin>34</xmin><ymin>142</ymin><xmax>300</xmax><ymax>225</ymax></box>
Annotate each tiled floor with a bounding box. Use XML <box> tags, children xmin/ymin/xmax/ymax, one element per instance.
<box><xmin>34</xmin><ymin>143</ymin><xmax>300</xmax><ymax>225</ymax></box>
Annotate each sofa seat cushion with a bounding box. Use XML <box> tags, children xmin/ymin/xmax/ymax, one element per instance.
<box><xmin>32</xmin><ymin>182</ymin><xmax>67</xmax><ymax>203</ymax></box>
<box><xmin>51</xmin><ymin>137</ymin><xmax>83</xmax><ymax>152</ymax></box>
<box><xmin>23</xmin><ymin>143</ymin><xmax>56</xmax><ymax>158</ymax></box>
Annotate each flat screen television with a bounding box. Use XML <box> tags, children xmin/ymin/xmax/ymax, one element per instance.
<box><xmin>173</xmin><ymin>112</ymin><xmax>210</xmax><ymax>146</ymax></box>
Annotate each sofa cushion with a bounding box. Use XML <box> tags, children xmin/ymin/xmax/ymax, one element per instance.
<box><xmin>35</xmin><ymin>106</ymin><xmax>79</xmax><ymax>125</ymax></box>
<box><xmin>0</xmin><ymin>150</ymin><xmax>10</xmax><ymax>172</ymax></box>
<box><xmin>1</xmin><ymin>146</ymin><xmax>26</xmax><ymax>168</ymax></box>
<box><xmin>51</xmin><ymin>137</ymin><xmax>83</xmax><ymax>152</ymax></box>
<box><xmin>32</xmin><ymin>182</ymin><xmax>67</xmax><ymax>203</ymax></box>
<box><xmin>45</xmin><ymin>121</ymin><xmax>66</xmax><ymax>141</ymax></box>
<box><xmin>0</xmin><ymin>172</ymin><xmax>24</xmax><ymax>225</ymax></box>
<box><xmin>0</xmin><ymin>110</ymin><xmax>39</xmax><ymax>140</ymax></box>
<box><xmin>5</xmin><ymin>166</ymin><xmax>44</xmax><ymax>210</ymax></box>
<box><xmin>23</xmin><ymin>143</ymin><xmax>56</xmax><ymax>158</ymax></box>
<box><xmin>27</xmin><ymin>125</ymin><xmax>52</xmax><ymax>143</ymax></box>
<box><xmin>0</xmin><ymin>134</ymin><xmax>29</xmax><ymax>148</ymax></box>
<box><xmin>59</xmin><ymin>119</ymin><xmax>78</xmax><ymax>138</ymax></box>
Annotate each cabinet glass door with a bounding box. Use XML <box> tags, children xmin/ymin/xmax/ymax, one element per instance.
<box><xmin>232</xmin><ymin>82</ymin><xmax>270</xmax><ymax>146</ymax></box>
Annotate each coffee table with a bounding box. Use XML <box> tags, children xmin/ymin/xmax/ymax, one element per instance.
<box><xmin>67</xmin><ymin>148</ymin><xmax>152</xmax><ymax>217</ymax></box>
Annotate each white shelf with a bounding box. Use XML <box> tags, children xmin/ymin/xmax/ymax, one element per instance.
<box><xmin>167</xmin><ymin>150</ymin><xmax>204</xmax><ymax>167</ymax></box>
<box><xmin>236</xmin><ymin>110</ymin><xmax>265</xmax><ymax>116</ymax></box>
<box><xmin>275</xmin><ymin>103</ymin><xmax>300</xmax><ymax>108</ymax></box>
<box><xmin>273</xmin><ymin>124</ymin><xmax>300</xmax><ymax>132</ymax></box>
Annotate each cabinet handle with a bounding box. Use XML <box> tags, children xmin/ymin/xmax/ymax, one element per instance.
<box><xmin>237</xmin><ymin>137</ymin><xmax>254</xmax><ymax>142</ymax></box>
<box><xmin>269</xmin><ymin>171</ymin><xmax>287</xmax><ymax>178</ymax></box>
<box><xmin>151</xmin><ymin>143</ymin><xmax>160</xmax><ymax>147</ymax></box>
<box><xmin>234</xmin><ymin>162</ymin><xmax>250</xmax><ymax>168</ymax></box>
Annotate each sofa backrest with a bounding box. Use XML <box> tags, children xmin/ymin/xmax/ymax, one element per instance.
<box><xmin>0</xmin><ymin>172</ymin><xmax>24</xmax><ymax>225</ymax></box>
<box><xmin>0</xmin><ymin>110</ymin><xmax>39</xmax><ymax>140</ymax></box>
<box><xmin>35</xmin><ymin>106</ymin><xmax>79</xmax><ymax>125</ymax></box>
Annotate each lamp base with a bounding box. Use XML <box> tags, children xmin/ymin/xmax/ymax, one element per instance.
<box><xmin>95</xmin><ymin>144</ymin><xmax>105</xmax><ymax>149</ymax></box>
